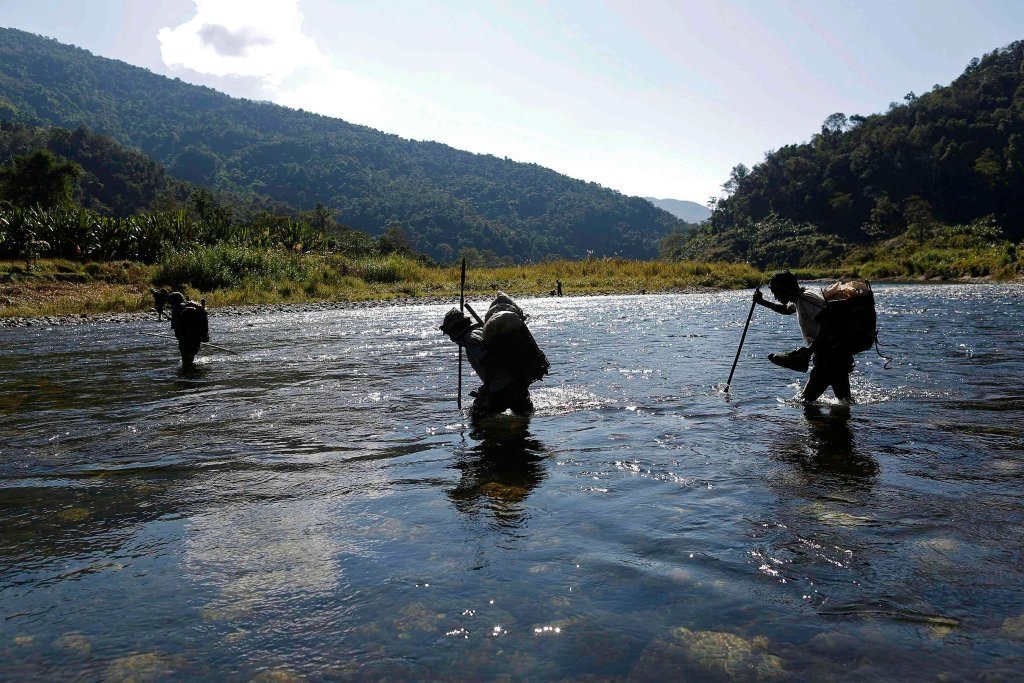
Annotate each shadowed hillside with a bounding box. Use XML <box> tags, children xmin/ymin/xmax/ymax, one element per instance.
<box><xmin>0</xmin><ymin>27</ymin><xmax>688</xmax><ymax>262</ymax></box>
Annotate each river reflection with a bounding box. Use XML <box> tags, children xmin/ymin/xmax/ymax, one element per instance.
<box><xmin>449</xmin><ymin>416</ymin><xmax>548</xmax><ymax>528</ymax></box>
<box><xmin>794</xmin><ymin>404</ymin><xmax>878</xmax><ymax>479</ymax></box>
<box><xmin>2</xmin><ymin>285</ymin><xmax>1023</xmax><ymax>680</ymax></box>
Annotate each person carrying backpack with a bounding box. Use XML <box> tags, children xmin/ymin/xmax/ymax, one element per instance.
<box><xmin>753</xmin><ymin>271</ymin><xmax>858</xmax><ymax>402</ymax></box>
<box><xmin>440</xmin><ymin>292</ymin><xmax>549</xmax><ymax>418</ymax></box>
<box><xmin>167</xmin><ymin>291</ymin><xmax>210</xmax><ymax>369</ymax></box>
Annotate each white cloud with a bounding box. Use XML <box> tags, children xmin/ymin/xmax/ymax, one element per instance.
<box><xmin>157</xmin><ymin>0</ymin><xmax>324</xmax><ymax>84</ymax></box>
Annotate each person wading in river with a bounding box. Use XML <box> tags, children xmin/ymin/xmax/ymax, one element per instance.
<box><xmin>753</xmin><ymin>271</ymin><xmax>854</xmax><ymax>402</ymax></box>
<box><xmin>441</xmin><ymin>292</ymin><xmax>549</xmax><ymax>418</ymax></box>
<box><xmin>166</xmin><ymin>291</ymin><xmax>210</xmax><ymax>369</ymax></box>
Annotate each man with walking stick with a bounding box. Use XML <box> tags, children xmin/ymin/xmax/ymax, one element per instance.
<box><xmin>753</xmin><ymin>271</ymin><xmax>854</xmax><ymax>402</ymax></box>
<box><xmin>440</xmin><ymin>287</ymin><xmax>549</xmax><ymax>419</ymax></box>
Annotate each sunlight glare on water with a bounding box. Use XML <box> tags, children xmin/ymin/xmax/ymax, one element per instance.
<box><xmin>1</xmin><ymin>283</ymin><xmax>1023</xmax><ymax>679</ymax></box>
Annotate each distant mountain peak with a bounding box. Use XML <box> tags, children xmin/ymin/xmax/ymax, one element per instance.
<box><xmin>643</xmin><ymin>197</ymin><xmax>710</xmax><ymax>223</ymax></box>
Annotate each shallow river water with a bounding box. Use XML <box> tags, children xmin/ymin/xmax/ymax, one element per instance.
<box><xmin>1</xmin><ymin>284</ymin><xmax>1023</xmax><ymax>681</ymax></box>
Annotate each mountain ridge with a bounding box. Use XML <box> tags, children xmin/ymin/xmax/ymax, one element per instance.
<box><xmin>675</xmin><ymin>40</ymin><xmax>1024</xmax><ymax>266</ymax></box>
<box><xmin>0</xmin><ymin>26</ymin><xmax>688</xmax><ymax>262</ymax></box>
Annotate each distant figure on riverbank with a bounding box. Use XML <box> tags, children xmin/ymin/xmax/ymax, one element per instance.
<box><xmin>754</xmin><ymin>271</ymin><xmax>874</xmax><ymax>402</ymax></box>
<box><xmin>557</xmin><ymin>280</ymin><xmax>563</xmax><ymax>296</ymax></box>
<box><xmin>441</xmin><ymin>292</ymin><xmax>549</xmax><ymax>418</ymax></box>
<box><xmin>167</xmin><ymin>291</ymin><xmax>209</xmax><ymax>369</ymax></box>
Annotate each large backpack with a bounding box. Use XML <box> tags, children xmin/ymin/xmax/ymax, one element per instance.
<box><xmin>178</xmin><ymin>303</ymin><xmax>210</xmax><ymax>344</ymax></box>
<box><xmin>821</xmin><ymin>279</ymin><xmax>877</xmax><ymax>354</ymax></box>
<box><xmin>482</xmin><ymin>295</ymin><xmax>549</xmax><ymax>384</ymax></box>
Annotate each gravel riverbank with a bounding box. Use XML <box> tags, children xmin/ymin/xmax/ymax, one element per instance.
<box><xmin>0</xmin><ymin>297</ymin><xmax>457</xmax><ymax>328</ymax></box>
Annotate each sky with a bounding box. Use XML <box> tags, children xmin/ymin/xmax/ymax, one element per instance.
<box><xmin>3</xmin><ymin>0</ymin><xmax>1024</xmax><ymax>205</ymax></box>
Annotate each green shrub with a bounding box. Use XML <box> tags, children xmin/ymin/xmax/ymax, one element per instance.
<box><xmin>155</xmin><ymin>245</ymin><xmax>310</xmax><ymax>291</ymax></box>
<box><xmin>357</xmin><ymin>254</ymin><xmax>423</xmax><ymax>283</ymax></box>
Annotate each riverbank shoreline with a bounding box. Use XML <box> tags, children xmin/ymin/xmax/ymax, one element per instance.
<box><xmin>0</xmin><ymin>296</ymin><xmax>451</xmax><ymax>328</ymax></box>
<box><xmin>1</xmin><ymin>288</ymin><xmax>725</xmax><ymax>328</ymax></box>
<box><xmin>2</xmin><ymin>276</ymin><xmax>1014</xmax><ymax>328</ymax></box>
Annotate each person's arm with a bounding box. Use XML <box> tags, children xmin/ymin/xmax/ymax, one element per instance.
<box><xmin>753</xmin><ymin>290</ymin><xmax>795</xmax><ymax>315</ymax></box>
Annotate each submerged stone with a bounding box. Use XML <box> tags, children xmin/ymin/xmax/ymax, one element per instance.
<box><xmin>801</xmin><ymin>501</ymin><xmax>874</xmax><ymax>527</ymax></box>
<box><xmin>1001</xmin><ymin>614</ymin><xmax>1024</xmax><ymax>641</ymax></box>
<box><xmin>916</xmin><ymin>538</ymin><xmax>960</xmax><ymax>554</ymax></box>
<box><xmin>631</xmin><ymin>627</ymin><xmax>787</xmax><ymax>682</ymax></box>
<box><xmin>394</xmin><ymin>603</ymin><xmax>444</xmax><ymax>634</ymax></box>
<box><xmin>55</xmin><ymin>507</ymin><xmax>91</xmax><ymax>522</ymax></box>
<box><xmin>200</xmin><ymin>597</ymin><xmax>258</xmax><ymax>622</ymax></box>
<box><xmin>54</xmin><ymin>632</ymin><xmax>91</xmax><ymax>655</ymax></box>
<box><xmin>250</xmin><ymin>668</ymin><xmax>304</xmax><ymax>682</ymax></box>
<box><xmin>104</xmin><ymin>652</ymin><xmax>183</xmax><ymax>682</ymax></box>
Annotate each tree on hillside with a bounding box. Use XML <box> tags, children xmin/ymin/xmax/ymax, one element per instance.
<box><xmin>0</xmin><ymin>149</ymin><xmax>82</xmax><ymax>209</ymax></box>
<box><xmin>903</xmin><ymin>196</ymin><xmax>936</xmax><ymax>245</ymax></box>
<box><xmin>303</xmin><ymin>202</ymin><xmax>335</xmax><ymax>234</ymax></box>
<box><xmin>821</xmin><ymin>112</ymin><xmax>848</xmax><ymax>137</ymax></box>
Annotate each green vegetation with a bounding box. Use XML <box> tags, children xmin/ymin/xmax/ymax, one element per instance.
<box><xmin>1</xmin><ymin>252</ymin><xmax>764</xmax><ymax>319</ymax></box>
<box><xmin>674</xmin><ymin>41</ymin><xmax>1024</xmax><ymax>267</ymax></box>
<box><xmin>0</xmin><ymin>147</ymin><xmax>81</xmax><ymax>209</ymax></box>
<box><xmin>840</xmin><ymin>220</ymin><xmax>1021</xmax><ymax>281</ymax></box>
<box><xmin>0</xmin><ymin>120</ymin><xmax>286</xmax><ymax>218</ymax></box>
<box><xmin>664</xmin><ymin>212</ymin><xmax>1022</xmax><ymax>281</ymax></box>
<box><xmin>0</xmin><ymin>27</ymin><xmax>689</xmax><ymax>262</ymax></box>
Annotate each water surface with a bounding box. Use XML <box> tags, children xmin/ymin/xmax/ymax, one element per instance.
<box><xmin>2</xmin><ymin>284</ymin><xmax>1023</xmax><ymax>680</ymax></box>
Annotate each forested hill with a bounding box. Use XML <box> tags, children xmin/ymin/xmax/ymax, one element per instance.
<box><xmin>0</xmin><ymin>120</ymin><xmax>217</xmax><ymax>216</ymax></box>
<box><xmin>676</xmin><ymin>41</ymin><xmax>1024</xmax><ymax>266</ymax></box>
<box><xmin>0</xmin><ymin>27</ymin><xmax>687</xmax><ymax>262</ymax></box>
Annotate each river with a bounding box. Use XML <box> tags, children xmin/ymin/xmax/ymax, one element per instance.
<box><xmin>1</xmin><ymin>283</ymin><xmax>1022</xmax><ymax>680</ymax></box>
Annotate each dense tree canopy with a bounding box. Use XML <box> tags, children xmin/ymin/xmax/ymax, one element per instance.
<box><xmin>0</xmin><ymin>147</ymin><xmax>80</xmax><ymax>209</ymax></box>
<box><xmin>0</xmin><ymin>120</ymin><xmax>183</xmax><ymax>214</ymax></box>
<box><xmin>0</xmin><ymin>27</ymin><xmax>688</xmax><ymax>262</ymax></box>
<box><xmin>676</xmin><ymin>41</ymin><xmax>1024</xmax><ymax>266</ymax></box>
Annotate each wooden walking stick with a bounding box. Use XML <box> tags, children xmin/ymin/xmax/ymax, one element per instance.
<box><xmin>725</xmin><ymin>285</ymin><xmax>760</xmax><ymax>392</ymax></box>
<box><xmin>457</xmin><ymin>258</ymin><xmax>466</xmax><ymax>409</ymax></box>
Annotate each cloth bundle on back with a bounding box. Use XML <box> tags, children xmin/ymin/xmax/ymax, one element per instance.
<box><xmin>441</xmin><ymin>292</ymin><xmax>549</xmax><ymax>418</ymax></box>
<box><xmin>819</xmin><ymin>279</ymin><xmax>878</xmax><ymax>355</ymax></box>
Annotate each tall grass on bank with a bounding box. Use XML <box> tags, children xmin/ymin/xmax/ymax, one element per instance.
<box><xmin>6</xmin><ymin>232</ymin><xmax>1020</xmax><ymax>320</ymax></box>
<box><xmin>448</xmin><ymin>258</ymin><xmax>762</xmax><ymax>295</ymax></box>
<box><xmin>152</xmin><ymin>248</ymin><xmax>436</xmax><ymax>306</ymax></box>
<box><xmin>3</xmin><ymin>250</ymin><xmax>767</xmax><ymax>318</ymax></box>
<box><xmin>154</xmin><ymin>246</ymin><xmax>311</xmax><ymax>291</ymax></box>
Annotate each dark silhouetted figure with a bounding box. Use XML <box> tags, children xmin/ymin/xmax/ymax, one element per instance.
<box><xmin>556</xmin><ymin>279</ymin><xmax>563</xmax><ymax>296</ymax></box>
<box><xmin>441</xmin><ymin>292</ymin><xmax>549</xmax><ymax>418</ymax></box>
<box><xmin>150</xmin><ymin>287</ymin><xmax>170</xmax><ymax>321</ymax></box>
<box><xmin>754</xmin><ymin>271</ymin><xmax>853</xmax><ymax>402</ymax></box>
<box><xmin>167</xmin><ymin>291</ymin><xmax>209</xmax><ymax>369</ymax></box>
